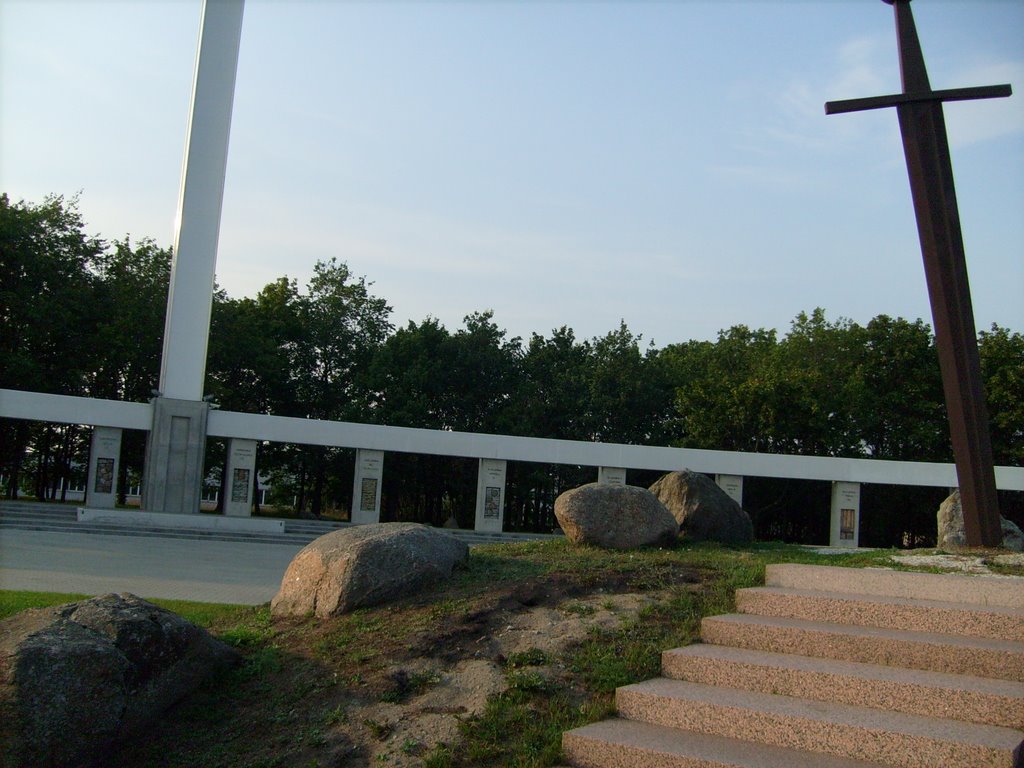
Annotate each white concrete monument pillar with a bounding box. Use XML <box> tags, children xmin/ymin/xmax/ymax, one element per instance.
<box><xmin>351</xmin><ymin>449</ymin><xmax>384</xmax><ymax>524</ymax></box>
<box><xmin>142</xmin><ymin>0</ymin><xmax>244</xmax><ymax>515</ymax></box>
<box><xmin>85</xmin><ymin>427</ymin><xmax>122</xmax><ymax>509</ymax></box>
<box><xmin>598</xmin><ymin>466</ymin><xmax>627</xmax><ymax>485</ymax></box>
<box><xmin>830</xmin><ymin>481</ymin><xmax>861</xmax><ymax>548</ymax></box>
<box><xmin>474</xmin><ymin>459</ymin><xmax>507</xmax><ymax>533</ymax></box>
<box><xmin>223</xmin><ymin>438</ymin><xmax>257</xmax><ymax>517</ymax></box>
<box><xmin>715</xmin><ymin>474</ymin><xmax>744</xmax><ymax>507</ymax></box>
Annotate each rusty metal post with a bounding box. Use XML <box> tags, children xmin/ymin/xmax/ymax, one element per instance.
<box><xmin>825</xmin><ymin>0</ymin><xmax>1009</xmax><ymax>547</ymax></box>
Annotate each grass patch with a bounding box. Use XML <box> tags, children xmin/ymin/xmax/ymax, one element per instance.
<box><xmin>0</xmin><ymin>590</ymin><xmax>91</xmax><ymax>620</ymax></box>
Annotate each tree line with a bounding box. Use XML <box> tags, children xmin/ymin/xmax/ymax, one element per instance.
<box><xmin>2</xmin><ymin>194</ymin><xmax>1021</xmax><ymax>545</ymax></box>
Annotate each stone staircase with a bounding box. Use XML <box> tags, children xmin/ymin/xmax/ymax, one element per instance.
<box><xmin>0</xmin><ymin>500</ymin><xmax>556</xmax><ymax>547</ymax></box>
<box><xmin>563</xmin><ymin>563</ymin><xmax>1024</xmax><ymax>768</ymax></box>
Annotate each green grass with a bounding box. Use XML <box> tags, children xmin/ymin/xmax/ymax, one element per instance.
<box><xmin>0</xmin><ymin>590</ymin><xmax>92</xmax><ymax>620</ymax></box>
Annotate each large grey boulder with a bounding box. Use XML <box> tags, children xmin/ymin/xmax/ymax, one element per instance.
<box><xmin>554</xmin><ymin>483</ymin><xmax>678</xmax><ymax>549</ymax></box>
<box><xmin>649</xmin><ymin>469</ymin><xmax>754</xmax><ymax>545</ymax></box>
<box><xmin>937</xmin><ymin>490</ymin><xmax>1024</xmax><ymax>552</ymax></box>
<box><xmin>0</xmin><ymin>593</ymin><xmax>238</xmax><ymax>768</ymax></box>
<box><xmin>271</xmin><ymin>522</ymin><xmax>469</xmax><ymax>619</ymax></box>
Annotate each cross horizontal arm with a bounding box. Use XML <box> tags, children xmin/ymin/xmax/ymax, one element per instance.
<box><xmin>825</xmin><ymin>84</ymin><xmax>1011</xmax><ymax>115</ymax></box>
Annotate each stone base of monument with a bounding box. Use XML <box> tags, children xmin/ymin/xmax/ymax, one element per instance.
<box><xmin>563</xmin><ymin>563</ymin><xmax>1024</xmax><ymax>768</ymax></box>
<box><xmin>77</xmin><ymin>507</ymin><xmax>285</xmax><ymax>533</ymax></box>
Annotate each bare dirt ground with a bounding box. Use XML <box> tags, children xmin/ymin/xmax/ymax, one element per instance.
<box><xmin>344</xmin><ymin>588</ymin><xmax>666</xmax><ymax>766</ymax></box>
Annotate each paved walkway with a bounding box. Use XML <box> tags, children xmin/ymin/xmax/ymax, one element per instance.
<box><xmin>0</xmin><ymin>528</ymin><xmax>304</xmax><ymax>605</ymax></box>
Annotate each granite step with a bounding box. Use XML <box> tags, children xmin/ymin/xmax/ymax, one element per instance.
<box><xmin>700</xmin><ymin>613</ymin><xmax>1024</xmax><ymax>682</ymax></box>
<box><xmin>765</xmin><ymin>563</ymin><xmax>1024</xmax><ymax>609</ymax></box>
<box><xmin>735</xmin><ymin>586</ymin><xmax>1024</xmax><ymax>642</ymax></box>
<box><xmin>614</xmin><ymin>678</ymin><xmax>1024</xmax><ymax>768</ymax></box>
<box><xmin>661</xmin><ymin>644</ymin><xmax>1024</xmax><ymax>729</ymax></box>
<box><xmin>562</xmin><ymin>718</ymin><xmax>887</xmax><ymax>768</ymax></box>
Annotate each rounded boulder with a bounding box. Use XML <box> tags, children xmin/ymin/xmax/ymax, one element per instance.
<box><xmin>271</xmin><ymin>522</ymin><xmax>469</xmax><ymax>619</ymax></box>
<box><xmin>649</xmin><ymin>470</ymin><xmax>754</xmax><ymax>545</ymax></box>
<box><xmin>554</xmin><ymin>483</ymin><xmax>678</xmax><ymax>549</ymax></box>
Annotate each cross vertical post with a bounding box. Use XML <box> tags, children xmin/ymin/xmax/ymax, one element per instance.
<box><xmin>825</xmin><ymin>0</ymin><xmax>1010</xmax><ymax>547</ymax></box>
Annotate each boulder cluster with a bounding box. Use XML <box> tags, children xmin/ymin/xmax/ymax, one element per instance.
<box><xmin>554</xmin><ymin>469</ymin><xmax>754</xmax><ymax>549</ymax></box>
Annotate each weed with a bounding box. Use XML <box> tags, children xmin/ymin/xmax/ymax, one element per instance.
<box><xmin>505</xmin><ymin>669</ymin><xmax>551</xmax><ymax>693</ymax></box>
<box><xmin>236</xmin><ymin>645</ymin><xmax>283</xmax><ymax>680</ymax></box>
<box><xmin>363</xmin><ymin>718</ymin><xmax>392</xmax><ymax>740</ymax></box>
<box><xmin>561</xmin><ymin>601</ymin><xmax>595</xmax><ymax>616</ymax></box>
<box><xmin>322</xmin><ymin>704</ymin><xmax>348</xmax><ymax>726</ymax></box>
<box><xmin>381</xmin><ymin>668</ymin><xmax>442</xmax><ymax>703</ymax></box>
<box><xmin>400</xmin><ymin>737</ymin><xmax>422</xmax><ymax>755</ymax></box>
<box><xmin>421</xmin><ymin>744</ymin><xmax>455</xmax><ymax>768</ymax></box>
<box><xmin>505</xmin><ymin>648</ymin><xmax>549</xmax><ymax>668</ymax></box>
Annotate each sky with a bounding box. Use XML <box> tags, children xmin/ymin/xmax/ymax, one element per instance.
<box><xmin>2</xmin><ymin>0</ymin><xmax>1022</xmax><ymax>347</ymax></box>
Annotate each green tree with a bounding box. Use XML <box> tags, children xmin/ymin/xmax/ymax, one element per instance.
<box><xmin>587</xmin><ymin>321</ymin><xmax>672</xmax><ymax>444</ymax></box>
<box><xmin>207</xmin><ymin>277</ymin><xmax>302</xmax><ymax>415</ymax></box>
<box><xmin>521</xmin><ymin>326</ymin><xmax>593</xmax><ymax>440</ymax></box>
<box><xmin>292</xmin><ymin>259</ymin><xmax>392</xmax><ymax>422</ymax></box>
<box><xmin>979</xmin><ymin>324</ymin><xmax>1024</xmax><ymax>466</ymax></box>
<box><xmin>287</xmin><ymin>259</ymin><xmax>392</xmax><ymax>516</ymax></box>
<box><xmin>89</xmin><ymin>237</ymin><xmax>170</xmax><ymax>402</ymax></box>
<box><xmin>667</xmin><ymin>325</ymin><xmax>779</xmax><ymax>452</ymax></box>
<box><xmin>851</xmin><ymin>315</ymin><xmax>947</xmax><ymax>461</ymax></box>
<box><xmin>0</xmin><ymin>194</ymin><xmax>103</xmax><ymax>498</ymax></box>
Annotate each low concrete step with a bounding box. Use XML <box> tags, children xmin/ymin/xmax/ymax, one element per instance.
<box><xmin>615</xmin><ymin>678</ymin><xmax>1024</xmax><ymax>768</ymax></box>
<box><xmin>736</xmin><ymin>586</ymin><xmax>1024</xmax><ymax>642</ymax></box>
<box><xmin>662</xmin><ymin>644</ymin><xmax>1024</xmax><ymax>729</ymax></box>
<box><xmin>765</xmin><ymin>564</ymin><xmax>1024</xmax><ymax>609</ymax></box>
<box><xmin>0</xmin><ymin>505</ymin><xmax>77</xmax><ymax>520</ymax></box>
<box><xmin>0</xmin><ymin>518</ymin><xmax>313</xmax><ymax>546</ymax></box>
<box><xmin>562</xmin><ymin>718</ymin><xmax>886</xmax><ymax>768</ymax></box>
<box><xmin>701</xmin><ymin>613</ymin><xmax>1024</xmax><ymax>682</ymax></box>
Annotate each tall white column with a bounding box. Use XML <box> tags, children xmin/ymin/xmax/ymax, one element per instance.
<box><xmin>144</xmin><ymin>0</ymin><xmax>244</xmax><ymax>514</ymax></box>
<box><xmin>159</xmin><ymin>0</ymin><xmax>245</xmax><ymax>401</ymax></box>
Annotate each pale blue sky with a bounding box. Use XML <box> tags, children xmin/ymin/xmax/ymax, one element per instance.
<box><xmin>2</xmin><ymin>0</ymin><xmax>1022</xmax><ymax>345</ymax></box>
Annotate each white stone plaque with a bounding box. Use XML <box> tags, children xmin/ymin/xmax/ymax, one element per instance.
<box><xmin>829</xmin><ymin>481</ymin><xmax>861</xmax><ymax>548</ymax></box>
<box><xmin>474</xmin><ymin>459</ymin><xmax>507</xmax><ymax>533</ymax></box>
<box><xmin>598</xmin><ymin>467</ymin><xmax>627</xmax><ymax>485</ymax></box>
<box><xmin>351</xmin><ymin>449</ymin><xmax>384</xmax><ymax>524</ymax></box>
<box><xmin>224</xmin><ymin>438</ymin><xmax>258</xmax><ymax>517</ymax></box>
<box><xmin>86</xmin><ymin>427</ymin><xmax>122</xmax><ymax>509</ymax></box>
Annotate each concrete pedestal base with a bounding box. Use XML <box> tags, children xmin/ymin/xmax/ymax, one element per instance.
<box><xmin>142</xmin><ymin>397</ymin><xmax>210</xmax><ymax>515</ymax></box>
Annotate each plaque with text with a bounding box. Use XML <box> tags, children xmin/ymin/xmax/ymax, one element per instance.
<box><xmin>94</xmin><ymin>458</ymin><xmax>114</xmax><ymax>495</ymax></box>
<box><xmin>231</xmin><ymin>468</ymin><xmax>250</xmax><ymax>503</ymax></box>
<box><xmin>360</xmin><ymin>478</ymin><xmax>378</xmax><ymax>513</ymax></box>
<box><xmin>484</xmin><ymin>487</ymin><xmax>501</xmax><ymax>519</ymax></box>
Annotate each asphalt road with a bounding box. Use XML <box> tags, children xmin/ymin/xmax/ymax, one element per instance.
<box><xmin>0</xmin><ymin>528</ymin><xmax>303</xmax><ymax>605</ymax></box>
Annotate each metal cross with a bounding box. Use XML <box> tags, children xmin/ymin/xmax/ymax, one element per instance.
<box><xmin>825</xmin><ymin>0</ymin><xmax>1011</xmax><ymax>548</ymax></box>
